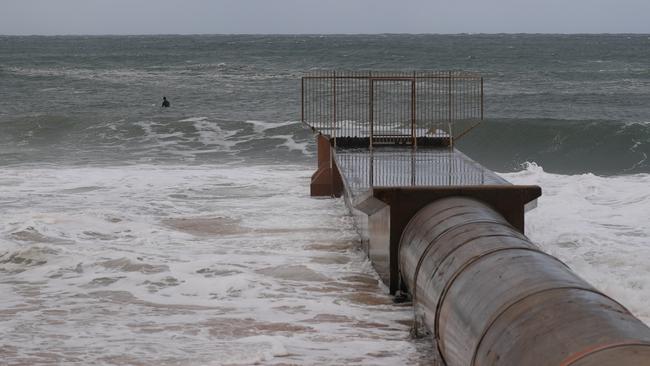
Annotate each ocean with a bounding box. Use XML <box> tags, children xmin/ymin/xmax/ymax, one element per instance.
<box><xmin>0</xmin><ymin>34</ymin><xmax>649</xmax><ymax>365</ymax></box>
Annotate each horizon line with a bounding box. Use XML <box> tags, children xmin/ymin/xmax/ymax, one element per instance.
<box><xmin>1</xmin><ymin>32</ymin><xmax>649</xmax><ymax>37</ymax></box>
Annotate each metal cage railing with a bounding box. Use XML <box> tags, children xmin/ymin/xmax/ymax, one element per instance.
<box><xmin>301</xmin><ymin>70</ymin><xmax>483</xmax><ymax>148</ymax></box>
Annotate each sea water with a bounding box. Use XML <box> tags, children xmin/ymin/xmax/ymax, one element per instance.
<box><xmin>0</xmin><ymin>34</ymin><xmax>649</xmax><ymax>364</ymax></box>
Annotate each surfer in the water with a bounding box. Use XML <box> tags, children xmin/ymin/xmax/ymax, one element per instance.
<box><xmin>161</xmin><ymin>96</ymin><xmax>170</xmax><ymax>108</ymax></box>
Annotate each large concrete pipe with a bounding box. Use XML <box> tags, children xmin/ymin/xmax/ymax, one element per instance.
<box><xmin>399</xmin><ymin>197</ymin><xmax>650</xmax><ymax>366</ymax></box>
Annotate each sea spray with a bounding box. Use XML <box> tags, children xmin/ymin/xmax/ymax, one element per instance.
<box><xmin>503</xmin><ymin>163</ymin><xmax>650</xmax><ymax>323</ymax></box>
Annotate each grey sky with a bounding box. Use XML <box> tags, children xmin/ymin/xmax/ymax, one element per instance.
<box><xmin>1</xmin><ymin>0</ymin><xmax>649</xmax><ymax>35</ymax></box>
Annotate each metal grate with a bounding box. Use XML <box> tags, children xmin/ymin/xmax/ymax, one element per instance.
<box><xmin>334</xmin><ymin>148</ymin><xmax>510</xmax><ymax>194</ymax></box>
<box><xmin>301</xmin><ymin>71</ymin><xmax>483</xmax><ymax>148</ymax></box>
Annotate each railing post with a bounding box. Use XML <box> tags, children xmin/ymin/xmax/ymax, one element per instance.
<box><xmin>448</xmin><ymin>71</ymin><xmax>453</xmax><ymax>145</ymax></box>
<box><xmin>301</xmin><ymin>77</ymin><xmax>305</xmax><ymax>124</ymax></box>
<box><xmin>411</xmin><ymin>72</ymin><xmax>417</xmax><ymax>149</ymax></box>
<box><xmin>369</xmin><ymin>74</ymin><xmax>374</xmax><ymax>150</ymax></box>
<box><xmin>333</xmin><ymin>71</ymin><xmax>337</xmax><ymax>148</ymax></box>
<box><xmin>369</xmin><ymin>149</ymin><xmax>374</xmax><ymax>187</ymax></box>
<box><xmin>481</xmin><ymin>77</ymin><xmax>483</xmax><ymax>121</ymax></box>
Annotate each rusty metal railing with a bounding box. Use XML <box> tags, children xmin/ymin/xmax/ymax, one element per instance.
<box><xmin>301</xmin><ymin>71</ymin><xmax>483</xmax><ymax>148</ymax></box>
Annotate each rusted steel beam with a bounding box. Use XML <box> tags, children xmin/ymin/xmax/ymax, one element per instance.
<box><xmin>399</xmin><ymin>197</ymin><xmax>650</xmax><ymax>366</ymax></box>
<box><xmin>310</xmin><ymin>134</ymin><xmax>343</xmax><ymax>197</ymax></box>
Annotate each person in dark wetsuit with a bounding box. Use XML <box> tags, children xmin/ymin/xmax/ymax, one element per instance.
<box><xmin>161</xmin><ymin>96</ymin><xmax>170</xmax><ymax>108</ymax></box>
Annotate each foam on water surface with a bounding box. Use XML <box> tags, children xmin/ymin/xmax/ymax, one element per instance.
<box><xmin>2</xmin><ymin>162</ymin><xmax>649</xmax><ymax>364</ymax></box>
<box><xmin>503</xmin><ymin>163</ymin><xmax>650</xmax><ymax>324</ymax></box>
<box><xmin>1</xmin><ymin>35</ymin><xmax>649</xmax><ymax>364</ymax></box>
<box><xmin>0</xmin><ymin>164</ymin><xmax>435</xmax><ymax>365</ymax></box>
<box><xmin>244</xmin><ymin>120</ymin><xmax>300</xmax><ymax>134</ymax></box>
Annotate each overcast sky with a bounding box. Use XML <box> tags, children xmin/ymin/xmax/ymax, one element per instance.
<box><xmin>1</xmin><ymin>0</ymin><xmax>649</xmax><ymax>35</ymax></box>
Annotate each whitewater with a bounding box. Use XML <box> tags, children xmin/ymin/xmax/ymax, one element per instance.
<box><xmin>2</xmin><ymin>160</ymin><xmax>649</xmax><ymax>364</ymax></box>
<box><xmin>0</xmin><ymin>163</ymin><xmax>437</xmax><ymax>365</ymax></box>
<box><xmin>1</xmin><ymin>34</ymin><xmax>649</xmax><ymax>364</ymax></box>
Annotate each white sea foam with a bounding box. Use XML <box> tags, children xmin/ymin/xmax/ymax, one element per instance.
<box><xmin>6</xmin><ymin>65</ymin><xmax>301</xmax><ymax>86</ymax></box>
<box><xmin>270</xmin><ymin>134</ymin><xmax>312</xmax><ymax>156</ymax></box>
<box><xmin>179</xmin><ymin>116</ymin><xmax>209</xmax><ymax>123</ymax></box>
<box><xmin>6</xmin><ymin>66</ymin><xmax>167</xmax><ymax>85</ymax></box>
<box><xmin>3</xmin><ymin>161</ymin><xmax>646</xmax><ymax>364</ymax></box>
<box><xmin>622</xmin><ymin>120</ymin><xmax>650</xmax><ymax>128</ymax></box>
<box><xmin>502</xmin><ymin>163</ymin><xmax>650</xmax><ymax>324</ymax></box>
<box><xmin>245</xmin><ymin>120</ymin><xmax>300</xmax><ymax>134</ymax></box>
<box><xmin>0</xmin><ymin>164</ymin><xmax>432</xmax><ymax>365</ymax></box>
<box><xmin>190</xmin><ymin>118</ymin><xmax>239</xmax><ymax>149</ymax></box>
<box><xmin>130</xmin><ymin>118</ymin><xmax>240</xmax><ymax>160</ymax></box>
